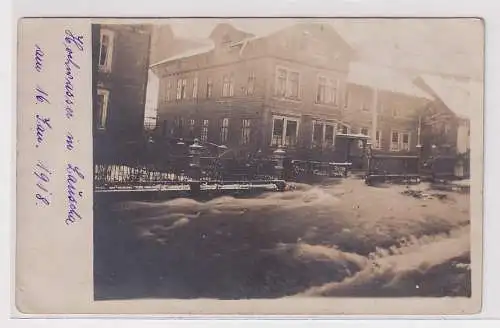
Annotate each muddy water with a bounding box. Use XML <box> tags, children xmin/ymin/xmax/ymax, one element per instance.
<box><xmin>94</xmin><ymin>179</ymin><xmax>471</xmax><ymax>300</ymax></box>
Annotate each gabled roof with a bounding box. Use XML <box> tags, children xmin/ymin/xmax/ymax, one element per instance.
<box><xmin>414</xmin><ymin>75</ymin><xmax>483</xmax><ymax>119</ymax></box>
<box><xmin>347</xmin><ymin>62</ymin><xmax>433</xmax><ymax>100</ymax></box>
<box><xmin>151</xmin><ymin>22</ymin><xmax>355</xmax><ymax>68</ymax></box>
<box><xmin>150</xmin><ymin>40</ymin><xmax>214</xmax><ymax>67</ymax></box>
<box><xmin>230</xmin><ymin>22</ymin><xmax>355</xmax><ymax>54</ymax></box>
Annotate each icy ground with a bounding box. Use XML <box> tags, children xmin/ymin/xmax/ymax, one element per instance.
<box><xmin>94</xmin><ymin>178</ymin><xmax>471</xmax><ymax>300</ymax></box>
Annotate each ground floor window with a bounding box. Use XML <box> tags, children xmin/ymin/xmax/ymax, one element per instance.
<box><xmin>312</xmin><ymin>121</ymin><xmax>337</xmax><ymax>147</ymax></box>
<box><xmin>174</xmin><ymin>117</ymin><xmax>183</xmax><ymax>138</ymax></box>
<box><xmin>96</xmin><ymin>89</ymin><xmax>110</xmax><ymax>130</ymax></box>
<box><xmin>391</xmin><ymin>130</ymin><xmax>411</xmax><ymax>151</ymax></box>
<box><xmin>271</xmin><ymin>116</ymin><xmax>299</xmax><ymax>147</ymax></box>
<box><xmin>220</xmin><ymin>118</ymin><xmax>229</xmax><ymax>144</ymax></box>
<box><xmin>241</xmin><ymin>119</ymin><xmax>251</xmax><ymax>145</ymax></box>
<box><xmin>374</xmin><ymin>130</ymin><xmax>382</xmax><ymax>149</ymax></box>
<box><xmin>188</xmin><ymin>119</ymin><xmax>195</xmax><ymax>138</ymax></box>
<box><xmin>339</xmin><ymin>124</ymin><xmax>350</xmax><ymax>134</ymax></box>
<box><xmin>201</xmin><ymin>120</ymin><xmax>209</xmax><ymax>142</ymax></box>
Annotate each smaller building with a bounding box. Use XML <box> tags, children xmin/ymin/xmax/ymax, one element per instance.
<box><xmin>413</xmin><ymin>75</ymin><xmax>480</xmax><ymax>178</ymax></box>
<box><xmin>345</xmin><ymin>63</ymin><xmax>433</xmax><ymax>155</ymax></box>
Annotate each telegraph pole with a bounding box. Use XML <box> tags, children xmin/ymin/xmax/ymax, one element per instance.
<box><xmin>371</xmin><ymin>88</ymin><xmax>379</xmax><ymax>144</ymax></box>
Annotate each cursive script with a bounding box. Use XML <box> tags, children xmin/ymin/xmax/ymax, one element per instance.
<box><xmin>34</xmin><ymin>161</ymin><xmax>52</xmax><ymax>206</ymax></box>
<box><xmin>35</xmin><ymin>86</ymin><xmax>50</xmax><ymax>104</ymax></box>
<box><xmin>66</xmin><ymin>164</ymin><xmax>85</xmax><ymax>225</ymax></box>
<box><xmin>34</xmin><ymin>44</ymin><xmax>44</xmax><ymax>73</ymax></box>
<box><xmin>63</xmin><ymin>29</ymin><xmax>84</xmax><ymax>119</ymax></box>
<box><xmin>66</xmin><ymin>132</ymin><xmax>75</xmax><ymax>151</ymax></box>
<box><xmin>35</xmin><ymin>114</ymin><xmax>52</xmax><ymax>147</ymax></box>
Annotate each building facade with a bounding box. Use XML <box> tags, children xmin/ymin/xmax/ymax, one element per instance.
<box><xmin>93</xmin><ymin>24</ymin><xmax>153</xmax><ymax>164</ymax></box>
<box><xmin>151</xmin><ymin>23</ymin><xmax>445</xmax><ymax>163</ymax></box>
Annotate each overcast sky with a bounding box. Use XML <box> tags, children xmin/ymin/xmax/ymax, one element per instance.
<box><xmin>157</xmin><ymin>18</ymin><xmax>484</xmax><ymax>80</ymax></box>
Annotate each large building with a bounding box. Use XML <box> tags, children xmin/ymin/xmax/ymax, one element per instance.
<box><xmin>93</xmin><ymin>24</ymin><xmax>153</xmax><ymax>164</ymax></box>
<box><xmin>150</xmin><ymin>23</ymin><xmax>442</xmax><ymax>162</ymax></box>
<box><xmin>150</xmin><ymin>23</ymin><xmax>354</xmax><ymax>157</ymax></box>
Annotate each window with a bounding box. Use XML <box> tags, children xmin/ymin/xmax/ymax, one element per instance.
<box><xmin>374</xmin><ymin>130</ymin><xmax>382</xmax><ymax>149</ymax></box>
<box><xmin>276</xmin><ymin>69</ymin><xmax>287</xmax><ymax>97</ymax></box>
<box><xmin>391</xmin><ymin>131</ymin><xmax>400</xmax><ymax>151</ymax></box>
<box><xmin>339</xmin><ymin>124</ymin><xmax>350</xmax><ymax>134</ymax></box>
<box><xmin>312</xmin><ymin>121</ymin><xmax>324</xmax><ymax>147</ymax></box>
<box><xmin>220</xmin><ymin>118</ymin><xmax>229</xmax><ymax>144</ymax></box>
<box><xmin>361</xmin><ymin>98</ymin><xmax>370</xmax><ymax>111</ymax></box>
<box><xmin>402</xmin><ymin>132</ymin><xmax>410</xmax><ymax>151</ymax></box>
<box><xmin>275</xmin><ymin>67</ymin><xmax>300</xmax><ymax>99</ymax></box>
<box><xmin>360</xmin><ymin>128</ymin><xmax>369</xmax><ymax>136</ymax></box>
<box><xmin>176</xmin><ymin>78</ymin><xmax>187</xmax><ymax>100</ymax></box>
<box><xmin>288</xmin><ymin>72</ymin><xmax>299</xmax><ymax>98</ymax></box>
<box><xmin>192</xmin><ymin>76</ymin><xmax>198</xmax><ymax>99</ymax></box>
<box><xmin>312</xmin><ymin>121</ymin><xmax>336</xmax><ymax>148</ymax></box>
<box><xmin>222</xmin><ymin>74</ymin><xmax>234</xmax><ymax>97</ymax></box>
<box><xmin>174</xmin><ymin>117</ymin><xmax>183</xmax><ymax>138</ymax></box>
<box><xmin>392</xmin><ymin>108</ymin><xmax>400</xmax><ymax>117</ymax></box>
<box><xmin>98</xmin><ymin>29</ymin><xmax>114</xmax><ymax>72</ymax></box>
<box><xmin>325</xmin><ymin>123</ymin><xmax>336</xmax><ymax>146</ymax></box>
<box><xmin>96</xmin><ymin>89</ymin><xmax>110</xmax><ymax>130</ymax></box>
<box><xmin>344</xmin><ymin>90</ymin><xmax>349</xmax><ymax>108</ymax></box>
<box><xmin>271</xmin><ymin>116</ymin><xmax>299</xmax><ymax>147</ymax></box>
<box><xmin>246</xmin><ymin>72</ymin><xmax>256</xmax><ymax>95</ymax></box>
<box><xmin>188</xmin><ymin>119</ymin><xmax>195</xmax><ymax>138</ymax></box>
<box><xmin>165</xmin><ymin>79</ymin><xmax>172</xmax><ymax>102</ymax></box>
<box><xmin>285</xmin><ymin>120</ymin><xmax>298</xmax><ymax>146</ymax></box>
<box><xmin>241</xmin><ymin>119</ymin><xmax>251</xmax><ymax>145</ymax></box>
<box><xmin>391</xmin><ymin>131</ymin><xmax>410</xmax><ymax>151</ymax></box>
<box><xmin>316</xmin><ymin>77</ymin><xmax>338</xmax><ymax>104</ymax></box>
<box><xmin>206</xmin><ymin>78</ymin><xmax>213</xmax><ymax>98</ymax></box>
<box><xmin>201</xmin><ymin>120</ymin><xmax>209</xmax><ymax>142</ymax></box>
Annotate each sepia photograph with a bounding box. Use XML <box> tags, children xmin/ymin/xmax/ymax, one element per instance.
<box><xmin>91</xmin><ymin>18</ymin><xmax>482</xmax><ymax>302</ymax></box>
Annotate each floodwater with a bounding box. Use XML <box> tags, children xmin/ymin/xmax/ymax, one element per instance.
<box><xmin>94</xmin><ymin>178</ymin><xmax>471</xmax><ymax>300</ymax></box>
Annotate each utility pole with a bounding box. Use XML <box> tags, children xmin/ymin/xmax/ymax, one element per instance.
<box><xmin>371</xmin><ymin>88</ymin><xmax>379</xmax><ymax>144</ymax></box>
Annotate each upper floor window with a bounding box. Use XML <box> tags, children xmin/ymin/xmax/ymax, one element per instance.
<box><xmin>392</xmin><ymin>108</ymin><xmax>400</xmax><ymax>117</ymax></box>
<box><xmin>176</xmin><ymin>78</ymin><xmax>187</xmax><ymax>100</ymax></box>
<box><xmin>96</xmin><ymin>88</ymin><xmax>110</xmax><ymax>130</ymax></box>
<box><xmin>206</xmin><ymin>78</ymin><xmax>213</xmax><ymax>98</ymax></box>
<box><xmin>220</xmin><ymin>118</ymin><xmax>229</xmax><ymax>144</ymax></box>
<box><xmin>344</xmin><ymin>90</ymin><xmax>350</xmax><ymax>109</ymax></box>
<box><xmin>275</xmin><ymin>67</ymin><xmax>300</xmax><ymax>99</ymax></box>
<box><xmin>98</xmin><ymin>29</ymin><xmax>114</xmax><ymax>72</ymax></box>
<box><xmin>192</xmin><ymin>76</ymin><xmax>198</xmax><ymax>99</ymax></box>
<box><xmin>222</xmin><ymin>74</ymin><xmax>234</xmax><ymax>97</ymax></box>
<box><xmin>361</xmin><ymin>98</ymin><xmax>370</xmax><ymax>111</ymax></box>
<box><xmin>360</xmin><ymin>127</ymin><xmax>369</xmax><ymax>136</ymax></box>
<box><xmin>241</xmin><ymin>119</ymin><xmax>251</xmax><ymax>145</ymax></box>
<box><xmin>316</xmin><ymin>77</ymin><xmax>338</xmax><ymax>105</ymax></box>
<box><xmin>246</xmin><ymin>71</ymin><xmax>256</xmax><ymax>96</ymax></box>
<box><xmin>164</xmin><ymin>79</ymin><xmax>172</xmax><ymax>102</ymax></box>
